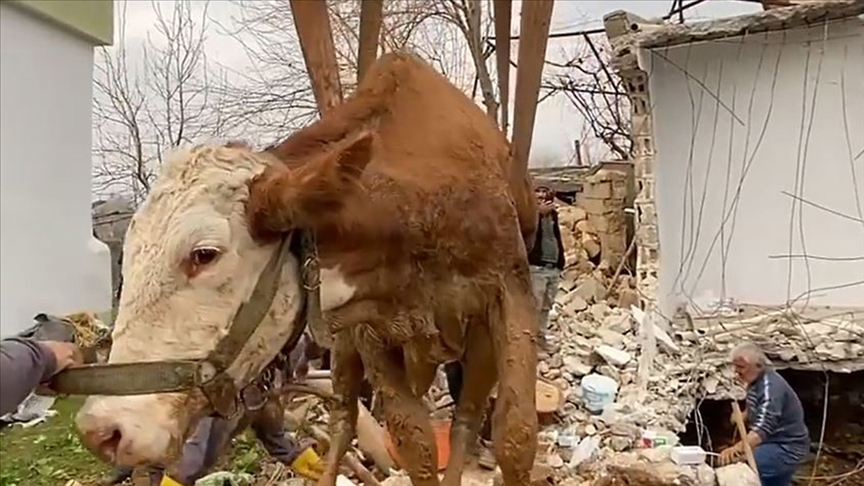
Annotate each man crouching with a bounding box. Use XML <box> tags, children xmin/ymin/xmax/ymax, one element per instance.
<box><xmin>719</xmin><ymin>342</ymin><xmax>810</xmax><ymax>486</ymax></box>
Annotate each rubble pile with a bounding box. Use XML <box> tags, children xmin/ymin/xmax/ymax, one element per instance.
<box><xmin>557</xmin><ymin>204</ymin><xmax>603</xmax><ymax>273</ymax></box>
<box><xmin>534</xmin><ymin>284</ymin><xmax>713</xmax><ymax>475</ymax></box>
<box><xmin>680</xmin><ymin>307</ymin><xmax>864</xmax><ymax>374</ymax></box>
<box><xmin>572</xmin><ymin>170</ymin><xmax>629</xmax><ymax>270</ymax></box>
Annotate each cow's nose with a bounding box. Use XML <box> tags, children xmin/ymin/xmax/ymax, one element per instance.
<box><xmin>80</xmin><ymin>423</ymin><xmax>124</xmax><ymax>462</ymax></box>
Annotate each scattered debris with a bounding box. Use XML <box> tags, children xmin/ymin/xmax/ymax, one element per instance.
<box><xmin>0</xmin><ymin>393</ymin><xmax>58</xmax><ymax>427</ymax></box>
<box><xmin>715</xmin><ymin>463</ymin><xmax>759</xmax><ymax>486</ymax></box>
<box><xmin>194</xmin><ymin>471</ymin><xmax>254</xmax><ymax>486</ymax></box>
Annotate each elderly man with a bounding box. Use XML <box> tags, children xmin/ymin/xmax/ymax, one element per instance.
<box><xmin>719</xmin><ymin>343</ymin><xmax>810</xmax><ymax>486</ymax></box>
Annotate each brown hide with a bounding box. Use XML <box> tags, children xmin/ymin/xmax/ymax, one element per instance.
<box><xmin>250</xmin><ymin>53</ymin><xmax>539</xmax><ymax>486</ymax></box>
<box><xmin>264</xmin><ymin>53</ymin><xmax>538</xmax><ymax>253</ymax></box>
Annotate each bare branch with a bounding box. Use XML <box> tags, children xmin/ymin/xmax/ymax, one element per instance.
<box><xmin>92</xmin><ymin>0</ymin><xmax>231</xmax><ymax>204</ymax></box>
<box><xmin>542</xmin><ymin>36</ymin><xmax>633</xmax><ymax>162</ymax></box>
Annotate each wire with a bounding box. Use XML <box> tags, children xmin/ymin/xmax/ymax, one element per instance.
<box><xmin>489</xmin><ymin>0</ymin><xmax>711</xmax><ymax>41</ymax></box>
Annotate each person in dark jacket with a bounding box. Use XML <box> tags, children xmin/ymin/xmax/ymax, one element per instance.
<box><xmin>526</xmin><ymin>185</ymin><xmax>565</xmax><ymax>344</ymax></box>
<box><xmin>0</xmin><ymin>338</ymin><xmax>82</xmax><ymax>416</ymax></box>
<box><xmin>719</xmin><ymin>342</ymin><xmax>810</xmax><ymax>486</ymax></box>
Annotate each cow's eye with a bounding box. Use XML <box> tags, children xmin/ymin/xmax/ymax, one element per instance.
<box><xmin>190</xmin><ymin>247</ymin><xmax>221</xmax><ymax>268</ymax></box>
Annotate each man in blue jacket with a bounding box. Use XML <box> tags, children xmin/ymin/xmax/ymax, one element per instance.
<box><xmin>719</xmin><ymin>342</ymin><xmax>810</xmax><ymax>486</ymax></box>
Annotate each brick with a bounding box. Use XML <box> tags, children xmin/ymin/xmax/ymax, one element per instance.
<box><xmin>638</xmin><ymin>204</ymin><xmax>657</xmax><ymax>225</ymax></box>
<box><xmin>637</xmin><ymin>224</ymin><xmax>658</xmax><ymax>246</ymax></box>
<box><xmin>590</xmin><ymin>216</ymin><xmax>625</xmax><ymax>234</ymax></box>
<box><xmin>583</xmin><ymin>180</ymin><xmax>613</xmax><ymax>199</ymax></box>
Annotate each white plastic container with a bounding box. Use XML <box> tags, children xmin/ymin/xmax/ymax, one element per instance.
<box><xmin>580</xmin><ymin>374</ymin><xmax>619</xmax><ymax>413</ymax></box>
<box><xmin>671</xmin><ymin>445</ymin><xmax>707</xmax><ymax>465</ymax></box>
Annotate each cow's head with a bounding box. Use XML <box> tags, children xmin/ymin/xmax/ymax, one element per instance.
<box><xmin>76</xmin><ymin>133</ymin><xmax>373</xmax><ymax>467</ymax></box>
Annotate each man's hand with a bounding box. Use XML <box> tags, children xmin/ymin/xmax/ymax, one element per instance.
<box><xmin>42</xmin><ymin>341</ymin><xmax>83</xmax><ymax>376</ymax></box>
<box><xmin>718</xmin><ymin>443</ymin><xmax>743</xmax><ymax>466</ymax></box>
<box><xmin>538</xmin><ymin>201</ymin><xmax>555</xmax><ymax>216</ymax></box>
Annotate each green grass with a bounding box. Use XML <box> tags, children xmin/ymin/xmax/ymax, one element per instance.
<box><xmin>0</xmin><ymin>398</ymin><xmax>271</xmax><ymax>486</ymax></box>
<box><xmin>0</xmin><ymin>397</ymin><xmax>110</xmax><ymax>486</ymax></box>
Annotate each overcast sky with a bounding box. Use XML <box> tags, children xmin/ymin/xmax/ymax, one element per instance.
<box><xmin>116</xmin><ymin>0</ymin><xmax>761</xmax><ymax>164</ymax></box>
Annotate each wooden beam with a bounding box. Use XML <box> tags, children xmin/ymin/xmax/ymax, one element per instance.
<box><xmin>493</xmin><ymin>0</ymin><xmax>512</xmax><ymax>135</ymax></box>
<box><xmin>289</xmin><ymin>0</ymin><xmax>343</xmax><ymax>114</ymax></box>
<box><xmin>357</xmin><ymin>0</ymin><xmax>384</xmax><ymax>84</ymax></box>
<box><xmin>731</xmin><ymin>401</ymin><xmax>760</xmax><ymax>475</ymax></box>
<box><xmin>510</xmin><ymin>0</ymin><xmax>554</xmax><ymax>177</ymax></box>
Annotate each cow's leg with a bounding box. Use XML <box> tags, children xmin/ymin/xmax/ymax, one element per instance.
<box><xmin>319</xmin><ymin>333</ymin><xmax>364</xmax><ymax>486</ymax></box>
<box><xmin>491</xmin><ymin>283</ymin><xmax>538</xmax><ymax>486</ymax></box>
<box><xmin>365</xmin><ymin>347</ymin><xmax>440</xmax><ymax>486</ymax></box>
<box><xmin>442</xmin><ymin>323</ymin><xmax>497</xmax><ymax>486</ymax></box>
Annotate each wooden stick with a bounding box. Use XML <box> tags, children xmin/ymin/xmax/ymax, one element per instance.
<box><xmin>303</xmin><ymin>378</ymin><xmax>395</xmax><ymax>474</ymax></box>
<box><xmin>493</xmin><ymin>0</ymin><xmax>512</xmax><ymax>134</ymax></box>
<box><xmin>309</xmin><ymin>425</ymin><xmax>383</xmax><ymax>486</ymax></box>
<box><xmin>357</xmin><ymin>0</ymin><xmax>383</xmax><ymax>84</ymax></box>
<box><xmin>731</xmin><ymin>401</ymin><xmax>759</xmax><ymax>475</ymax></box>
<box><xmin>306</xmin><ymin>369</ymin><xmax>332</xmax><ymax>380</ymax></box>
<box><xmin>509</xmin><ymin>0</ymin><xmax>554</xmax><ymax>178</ymax></box>
<box><xmin>289</xmin><ymin>0</ymin><xmax>343</xmax><ymax>115</ymax></box>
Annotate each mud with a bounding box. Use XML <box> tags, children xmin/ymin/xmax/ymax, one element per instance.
<box><xmin>251</xmin><ymin>53</ymin><xmax>540</xmax><ymax>486</ymax></box>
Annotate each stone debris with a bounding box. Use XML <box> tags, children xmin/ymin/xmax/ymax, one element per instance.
<box><xmin>715</xmin><ymin>463</ymin><xmax>760</xmax><ymax>486</ymax></box>
<box><xmin>557</xmin><ymin>204</ymin><xmax>604</xmax><ymax>275</ymax></box>
<box><xmin>529</xmin><ymin>262</ymin><xmax>864</xmax><ymax>485</ymax></box>
<box><xmin>681</xmin><ymin>307</ymin><xmax>864</xmax><ymax>375</ymax></box>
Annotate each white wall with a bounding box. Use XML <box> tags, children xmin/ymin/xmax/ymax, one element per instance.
<box><xmin>642</xmin><ymin>17</ymin><xmax>864</xmax><ymax>316</ymax></box>
<box><xmin>0</xmin><ymin>4</ymin><xmax>111</xmax><ymax>336</ymax></box>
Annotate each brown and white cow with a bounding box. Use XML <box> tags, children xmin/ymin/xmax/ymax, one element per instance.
<box><xmin>77</xmin><ymin>54</ymin><xmax>539</xmax><ymax>486</ymax></box>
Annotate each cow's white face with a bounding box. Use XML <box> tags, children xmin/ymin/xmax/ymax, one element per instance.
<box><xmin>76</xmin><ymin>144</ymin><xmax>304</xmax><ymax>467</ymax></box>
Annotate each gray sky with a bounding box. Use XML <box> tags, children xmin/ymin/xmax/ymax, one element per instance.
<box><xmin>116</xmin><ymin>0</ymin><xmax>760</xmax><ymax>164</ymax></box>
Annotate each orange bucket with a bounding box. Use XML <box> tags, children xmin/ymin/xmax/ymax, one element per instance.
<box><xmin>384</xmin><ymin>419</ymin><xmax>451</xmax><ymax>471</ymax></box>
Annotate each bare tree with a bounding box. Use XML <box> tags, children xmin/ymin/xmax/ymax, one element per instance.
<box><xmin>92</xmin><ymin>0</ymin><xmax>228</xmax><ymax>204</ymax></box>
<box><xmin>434</xmin><ymin>0</ymin><xmax>498</xmax><ymax>120</ymax></box>
<box><xmin>221</xmin><ymin>0</ymin><xmax>496</xmax><ymax>134</ymax></box>
<box><xmin>543</xmin><ymin>36</ymin><xmax>633</xmax><ymax>162</ymax></box>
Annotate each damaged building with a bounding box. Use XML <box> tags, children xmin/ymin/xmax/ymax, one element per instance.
<box><xmin>530</xmin><ymin>2</ymin><xmax>863</xmax><ymax>485</ymax></box>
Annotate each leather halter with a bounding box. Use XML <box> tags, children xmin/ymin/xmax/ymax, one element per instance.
<box><xmin>51</xmin><ymin>230</ymin><xmax>321</xmax><ymax>418</ymax></box>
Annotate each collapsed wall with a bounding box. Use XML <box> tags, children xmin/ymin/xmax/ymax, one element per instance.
<box><xmin>574</xmin><ymin>171</ymin><xmax>629</xmax><ymax>272</ymax></box>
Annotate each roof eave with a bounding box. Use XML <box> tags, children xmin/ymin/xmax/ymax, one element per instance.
<box><xmin>605</xmin><ymin>1</ymin><xmax>864</xmax><ymax>50</ymax></box>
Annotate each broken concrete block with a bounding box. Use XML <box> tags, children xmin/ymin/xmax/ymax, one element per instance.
<box><xmin>597</xmin><ymin>329</ymin><xmax>626</xmax><ymax>348</ymax></box>
<box><xmin>560</xmin><ymin>292</ymin><xmax>589</xmax><ymax>315</ymax></box>
<box><xmin>574</xmin><ymin>277</ymin><xmax>606</xmax><ymax>303</ymax></box>
<box><xmin>590</xmin><ymin>302</ymin><xmax>609</xmax><ymax>321</ymax></box>
<box><xmin>603</xmin><ymin>312</ymin><xmax>633</xmax><ymax>333</ymax></box>
<box><xmin>581</xmin><ymin>234</ymin><xmax>601</xmax><ymax>258</ymax></box>
<box><xmin>575</xmin><ymin>219</ymin><xmax>596</xmax><ymax>235</ymax></box>
<box><xmin>716</xmin><ymin>463</ymin><xmax>760</xmax><ymax>486</ymax></box>
<box><xmin>595</xmin><ymin>344</ymin><xmax>632</xmax><ymax>366</ymax></box>
<box><xmin>617</xmin><ymin>288</ymin><xmax>640</xmax><ymax>309</ymax></box>
<box><xmin>564</xmin><ymin>356</ymin><xmax>593</xmax><ymax>377</ymax></box>
<box><xmin>702</xmin><ymin>376</ymin><xmax>719</xmax><ymax>395</ymax></box>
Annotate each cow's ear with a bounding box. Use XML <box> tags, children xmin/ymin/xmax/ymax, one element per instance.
<box><xmin>247</xmin><ymin>132</ymin><xmax>375</xmax><ymax>238</ymax></box>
